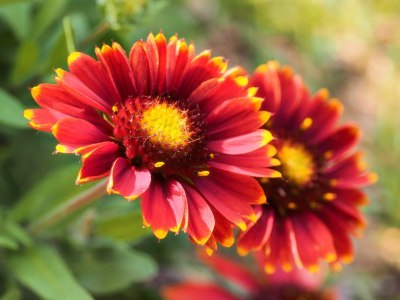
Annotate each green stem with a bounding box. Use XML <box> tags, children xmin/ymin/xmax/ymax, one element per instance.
<box><xmin>63</xmin><ymin>16</ymin><xmax>76</xmax><ymax>53</ymax></box>
<box><xmin>29</xmin><ymin>180</ymin><xmax>107</xmax><ymax>235</ymax></box>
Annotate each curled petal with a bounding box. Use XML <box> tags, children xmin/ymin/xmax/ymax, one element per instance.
<box><xmin>53</xmin><ymin>117</ymin><xmax>110</xmax><ymax>153</ymax></box>
<box><xmin>76</xmin><ymin>142</ymin><xmax>120</xmax><ymax>184</ymax></box>
<box><xmin>107</xmin><ymin>157</ymin><xmax>151</xmax><ymax>200</ymax></box>
<box><xmin>183</xmin><ymin>184</ymin><xmax>215</xmax><ymax>245</ymax></box>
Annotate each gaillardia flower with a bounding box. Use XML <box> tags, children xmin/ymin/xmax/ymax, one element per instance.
<box><xmin>163</xmin><ymin>254</ymin><xmax>336</xmax><ymax>300</ymax></box>
<box><xmin>237</xmin><ymin>61</ymin><xmax>377</xmax><ymax>273</ymax></box>
<box><xmin>24</xmin><ymin>33</ymin><xmax>278</xmax><ymax>245</ymax></box>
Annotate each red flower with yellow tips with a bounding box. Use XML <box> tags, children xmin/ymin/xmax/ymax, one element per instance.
<box><xmin>163</xmin><ymin>254</ymin><xmax>336</xmax><ymax>300</ymax></box>
<box><xmin>24</xmin><ymin>33</ymin><xmax>278</xmax><ymax>246</ymax></box>
<box><xmin>237</xmin><ymin>61</ymin><xmax>377</xmax><ymax>273</ymax></box>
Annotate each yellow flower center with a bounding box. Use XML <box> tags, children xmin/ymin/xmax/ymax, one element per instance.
<box><xmin>278</xmin><ymin>142</ymin><xmax>314</xmax><ymax>186</ymax></box>
<box><xmin>140</xmin><ymin>102</ymin><xmax>191</xmax><ymax>149</ymax></box>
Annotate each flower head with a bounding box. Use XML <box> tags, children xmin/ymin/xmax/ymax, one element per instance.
<box><xmin>237</xmin><ymin>61</ymin><xmax>377</xmax><ymax>273</ymax></box>
<box><xmin>163</xmin><ymin>254</ymin><xmax>336</xmax><ymax>300</ymax></box>
<box><xmin>24</xmin><ymin>33</ymin><xmax>277</xmax><ymax>246</ymax></box>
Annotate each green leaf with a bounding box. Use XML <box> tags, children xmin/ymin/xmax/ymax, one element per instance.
<box><xmin>0</xmin><ymin>285</ymin><xmax>22</xmax><ymax>300</ymax></box>
<box><xmin>30</xmin><ymin>0</ymin><xmax>68</xmax><ymax>40</ymax></box>
<box><xmin>10</xmin><ymin>164</ymin><xmax>90</xmax><ymax>222</ymax></box>
<box><xmin>71</xmin><ymin>244</ymin><xmax>157</xmax><ymax>295</ymax></box>
<box><xmin>0</xmin><ymin>2</ymin><xmax>32</xmax><ymax>40</ymax></box>
<box><xmin>0</xmin><ymin>89</ymin><xmax>26</xmax><ymax>128</ymax></box>
<box><xmin>3</xmin><ymin>221</ymin><xmax>32</xmax><ymax>247</ymax></box>
<box><xmin>95</xmin><ymin>210</ymin><xmax>152</xmax><ymax>242</ymax></box>
<box><xmin>0</xmin><ymin>235</ymin><xmax>18</xmax><ymax>250</ymax></box>
<box><xmin>0</xmin><ymin>0</ymin><xmax>33</xmax><ymax>4</ymax></box>
<box><xmin>7</xmin><ymin>244</ymin><xmax>93</xmax><ymax>300</ymax></box>
<box><xmin>9</xmin><ymin>41</ymin><xmax>39</xmax><ymax>85</ymax></box>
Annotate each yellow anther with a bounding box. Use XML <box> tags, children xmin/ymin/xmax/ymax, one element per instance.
<box><xmin>197</xmin><ymin>170</ymin><xmax>210</xmax><ymax>177</ymax></box>
<box><xmin>324</xmin><ymin>151</ymin><xmax>333</xmax><ymax>159</ymax></box>
<box><xmin>112</xmin><ymin>105</ymin><xmax>119</xmax><ymax>113</ymax></box>
<box><xmin>323</xmin><ymin>193</ymin><xmax>336</xmax><ymax>201</ymax></box>
<box><xmin>154</xmin><ymin>161</ymin><xmax>165</xmax><ymax>168</ymax></box>
<box><xmin>287</xmin><ymin>202</ymin><xmax>297</xmax><ymax>210</ymax></box>
<box><xmin>300</xmin><ymin>117</ymin><xmax>313</xmax><ymax>130</ymax></box>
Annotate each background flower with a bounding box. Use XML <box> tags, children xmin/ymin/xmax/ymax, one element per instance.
<box><xmin>237</xmin><ymin>62</ymin><xmax>376</xmax><ymax>273</ymax></box>
<box><xmin>163</xmin><ymin>254</ymin><xmax>336</xmax><ymax>300</ymax></box>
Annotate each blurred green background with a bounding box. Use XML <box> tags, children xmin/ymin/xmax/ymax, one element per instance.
<box><xmin>0</xmin><ymin>0</ymin><xmax>398</xmax><ymax>299</ymax></box>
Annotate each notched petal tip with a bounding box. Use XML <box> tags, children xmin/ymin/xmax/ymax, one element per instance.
<box><xmin>237</xmin><ymin>246</ymin><xmax>249</xmax><ymax>256</ymax></box>
<box><xmin>67</xmin><ymin>52</ymin><xmax>82</xmax><ymax>66</ymax></box>
<box><xmin>368</xmin><ymin>172</ymin><xmax>379</xmax><ymax>184</ymax></box>
<box><xmin>23</xmin><ymin>109</ymin><xmax>34</xmax><ymax>120</ymax></box>
<box><xmin>264</xmin><ymin>264</ymin><xmax>276</xmax><ymax>274</ymax></box>
<box><xmin>31</xmin><ymin>85</ymin><xmax>41</xmax><ymax>100</ymax></box>
<box><xmin>154</xmin><ymin>229</ymin><xmax>168</xmax><ymax>240</ymax></box>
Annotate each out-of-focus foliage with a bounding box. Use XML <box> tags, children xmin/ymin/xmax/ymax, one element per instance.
<box><xmin>0</xmin><ymin>0</ymin><xmax>398</xmax><ymax>299</ymax></box>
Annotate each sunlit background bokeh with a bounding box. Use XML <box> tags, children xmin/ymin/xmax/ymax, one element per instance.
<box><xmin>0</xmin><ymin>0</ymin><xmax>398</xmax><ymax>299</ymax></box>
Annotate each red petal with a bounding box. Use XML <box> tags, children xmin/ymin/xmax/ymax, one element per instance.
<box><xmin>323</xmin><ymin>152</ymin><xmax>374</xmax><ymax>188</ymax></box>
<box><xmin>167</xmin><ymin>37</ymin><xmax>192</xmax><ymax>93</ymax></box>
<box><xmin>76</xmin><ymin>142</ymin><xmax>119</xmax><ymax>184</ymax></box>
<box><xmin>163</xmin><ymin>283</ymin><xmax>238</xmax><ymax>300</ymax></box>
<box><xmin>178</xmin><ymin>51</ymin><xmax>227</xmax><ymax>99</ymax></box>
<box><xmin>195</xmin><ymin>170</ymin><xmax>263</xmax><ymax>231</ymax></box>
<box><xmin>292</xmin><ymin>212</ymin><xmax>336</xmax><ymax>270</ymax></box>
<box><xmin>213</xmin><ymin>145</ymin><xmax>278</xmax><ymax>168</ymax></box>
<box><xmin>55</xmin><ymin>68</ymin><xmax>113</xmax><ymax>114</ymax></box>
<box><xmin>141</xmin><ymin>178</ymin><xmax>187</xmax><ymax>239</ymax></box>
<box><xmin>129</xmin><ymin>40</ymin><xmax>151</xmax><ymax>95</ymax></box>
<box><xmin>96</xmin><ymin>42</ymin><xmax>136</xmax><ymax>100</ymax></box>
<box><xmin>31</xmin><ymin>84</ymin><xmax>107</xmax><ymax>128</ymax></box>
<box><xmin>53</xmin><ymin>117</ymin><xmax>110</xmax><ymax>152</ymax></box>
<box><xmin>208</xmin><ymin>129</ymin><xmax>273</xmax><ymax>155</ymax></box>
<box><xmin>250</xmin><ymin>62</ymin><xmax>281</xmax><ymax>114</ymax></box>
<box><xmin>143</xmin><ymin>33</ymin><xmax>159</xmax><ymax>92</ymax></box>
<box><xmin>211</xmin><ymin>209</ymin><xmax>235</xmax><ymax>247</ymax></box>
<box><xmin>191</xmin><ymin>69</ymin><xmax>249</xmax><ymax>114</ymax></box>
<box><xmin>204</xmin><ymin>254</ymin><xmax>261</xmax><ymax>293</ymax></box>
<box><xmin>274</xmin><ymin>68</ymin><xmax>303</xmax><ymax>125</ymax></box>
<box><xmin>183</xmin><ymin>184</ymin><xmax>215</xmax><ymax>245</ymax></box>
<box><xmin>206</xmin><ymin>97</ymin><xmax>270</xmax><ymax>139</ymax></box>
<box><xmin>107</xmin><ymin>157</ymin><xmax>151</xmax><ymax>200</ymax></box>
<box><xmin>154</xmin><ymin>32</ymin><xmax>167</xmax><ymax>93</ymax></box>
<box><xmin>303</xmin><ymin>96</ymin><xmax>343</xmax><ymax>143</ymax></box>
<box><xmin>318</xmin><ymin>125</ymin><xmax>360</xmax><ymax>161</ymax></box>
<box><xmin>319</xmin><ymin>208</ymin><xmax>355</xmax><ymax>264</ymax></box>
<box><xmin>67</xmin><ymin>51</ymin><xmax>120</xmax><ymax>106</ymax></box>
<box><xmin>24</xmin><ymin>108</ymin><xmax>61</xmax><ymax>132</ymax></box>
<box><xmin>188</xmin><ymin>78</ymin><xmax>221</xmax><ymax>105</ymax></box>
<box><xmin>237</xmin><ymin>208</ymin><xmax>274</xmax><ymax>255</ymax></box>
<box><xmin>332</xmin><ymin>188</ymin><xmax>368</xmax><ymax>206</ymax></box>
